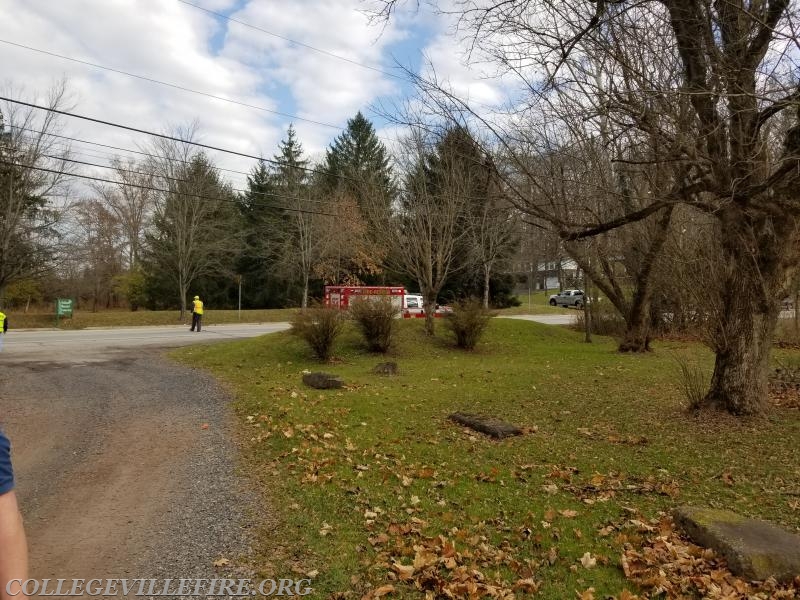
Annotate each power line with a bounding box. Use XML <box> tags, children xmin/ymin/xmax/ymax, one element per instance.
<box><xmin>176</xmin><ymin>0</ymin><xmax>404</xmax><ymax>81</ymax></box>
<box><xmin>10</xmin><ymin>125</ymin><xmax>254</xmax><ymax>180</ymax></box>
<box><xmin>1</xmin><ymin>160</ymin><xmax>336</xmax><ymax>218</ymax></box>
<box><xmin>0</xmin><ymin>96</ymin><xmax>356</xmax><ymax>184</ymax></box>
<box><xmin>0</xmin><ymin>39</ymin><xmax>343</xmax><ymax>130</ymax></box>
<box><xmin>40</xmin><ymin>152</ymin><xmax>334</xmax><ymax>209</ymax></box>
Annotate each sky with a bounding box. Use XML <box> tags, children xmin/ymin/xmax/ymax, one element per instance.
<box><xmin>0</xmin><ymin>0</ymin><xmax>511</xmax><ymax>190</ymax></box>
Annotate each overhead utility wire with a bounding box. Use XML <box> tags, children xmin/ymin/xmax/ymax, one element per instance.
<box><xmin>41</xmin><ymin>152</ymin><xmax>333</xmax><ymax>209</ymax></box>
<box><xmin>11</xmin><ymin>125</ymin><xmax>254</xmax><ymax>180</ymax></box>
<box><xmin>1</xmin><ymin>160</ymin><xmax>336</xmax><ymax>218</ymax></box>
<box><xmin>176</xmin><ymin>0</ymin><xmax>404</xmax><ymax>81</ymax></box>
<box><xmin>0</xmin><ymin>96</ymin><xmax>360</xmax><ymax>184</ymax></box>
<box><xmin>0</xmin><ymin>39</ymin><xmax>343</xmax><ymax>130</ymax></box>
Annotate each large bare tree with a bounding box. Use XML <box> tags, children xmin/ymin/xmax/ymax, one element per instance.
<box><xmin>376</xmin><ymin>0</ymin><xmax>800</xmax><ymax>415</ymax></box>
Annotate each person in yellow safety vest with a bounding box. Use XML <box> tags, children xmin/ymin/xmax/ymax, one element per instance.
<box><xmin>0</xmin><ymin>310</ymin><xmax>7</xmax><ymax>353</ymax></box>
<box><xmin>190</xmin><ymin>295</ymin><xmax>204</xmax><ymax>332</ymax></box>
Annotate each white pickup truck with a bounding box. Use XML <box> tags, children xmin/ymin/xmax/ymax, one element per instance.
<box><xmin>403</xmin><ymin>294</ymin><xmax>452</xmax><ymax>317</ymax></box>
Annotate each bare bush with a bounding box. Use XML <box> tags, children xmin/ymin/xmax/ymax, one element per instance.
<box><xmin>349</xmin><ymin>298</ymin><xmax>398</xmax><ymax>353</ymax></box>
<box><xmin>445</xmin><ymin>299</ymin><xmax>492</xmax><ymax>350</ymax></box>
<box><xmin>674</xmin><ymin>356</ymin><xmax>710</xmax><ymax>411</ymax></box>
<box><xmin>291</xmin><ymin>305</ymin><xmax>344</xmax><ymax>361</ymax></box>
<box><xmin>574</xmin><ymin>302</ymin><xmax>627</xmax><ymax>338</ymax></box>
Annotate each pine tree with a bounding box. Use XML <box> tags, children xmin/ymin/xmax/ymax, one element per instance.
<box><xmin>323</xmin><ymin>112</ymin><xmax>394</xmax><ymax>210</ymax></box>
<box><xmin>274</xmin><ymin>124</ymin><xmax>308</xmax><ymax>190</ymax></box>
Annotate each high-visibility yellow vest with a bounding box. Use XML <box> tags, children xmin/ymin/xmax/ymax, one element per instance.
<box><xmin>0</xmin><ymin>311</ymin><xmax>6</xmax><ymax>331</ymax></box>
<box><xmin>192</xmin><ymin>300</ymin><xmax>204</xmax><ymax>315</ymax></box>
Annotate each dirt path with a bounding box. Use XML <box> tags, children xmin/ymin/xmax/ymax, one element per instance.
<box><xmin>0</xmin><ymin>351</ymin><xmax>260</xmax><ymax>586</ymax></box>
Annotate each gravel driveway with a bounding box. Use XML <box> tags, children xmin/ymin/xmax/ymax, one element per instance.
<box><xmin>0</xmin><ymin>349</ymin><xmax>263</xmax><ymax>594</ymax></box>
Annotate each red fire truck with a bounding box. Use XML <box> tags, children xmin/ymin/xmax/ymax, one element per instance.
<box><xmin>323</xmin><ymin>286</ymin><xmax>406</xmax><ymax>310</ymax></box>
<box><xmin>323</xmin><ymin>286</ymin><xmax>450</xmax><ymax>318</ymax></box>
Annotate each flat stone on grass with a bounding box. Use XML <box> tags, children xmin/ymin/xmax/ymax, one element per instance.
<box><xmin>302</xmin><ymin>372</ymin><xmax>344</xmax><ymax>390</ymax></box>
<box><xmin>674</xmin><ymin>506</ymin><xmax>800</xmax><ymax>582</ymax></box>
<box><xmin>448</xmin><ymin>412</ymin><xmax>523</xmax><ymax>439</ymax></box>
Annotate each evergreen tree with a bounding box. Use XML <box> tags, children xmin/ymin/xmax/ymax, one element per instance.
<box><xmin>236</xmin><ymin>160</ymin><xmax>290</xmax><ymax>308</ymax></box>
<box><xmin>274</xmin><ymin>124</ymin><xmax>308</xmax><ymax>190</ymax></box>
<box><xmin>322</xmin><ymin>112</ymin><xmax>394</xmax><ymax>210</ymax></box>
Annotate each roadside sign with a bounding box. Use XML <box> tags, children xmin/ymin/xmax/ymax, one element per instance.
<box><xmin>56</xmin><ymin>298</ymin><xmax>73</xmax><ymax>317</ymax></box>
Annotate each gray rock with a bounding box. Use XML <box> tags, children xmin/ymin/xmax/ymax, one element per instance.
<box><xmin>674</xmin><ymin>506</ymin><xmax>800</xmax><ymax>582</ymax></box>
<box><xmin>448</xmin><ymin>412</ymin><xmax>523</xmax><ymax>439</ymax></box>
<box><xmin>302</xmin><ymin>371</ymin><xmax>344</xmax><ymax>389</ymax></box>
<box><xmin>372</xmin><ymin>362</ymin><xmax>398</xmax><ymax>376</ymax></box>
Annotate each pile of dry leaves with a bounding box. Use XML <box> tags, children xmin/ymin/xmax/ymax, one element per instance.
<box><xmin>621</xmin><ymin>514</ymin><xmax>800</xmax><ymax>599</ymax></box>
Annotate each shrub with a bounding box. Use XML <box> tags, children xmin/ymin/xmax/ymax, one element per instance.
<box><xmin>349</xmin><ymin>297</ymin><xmax>398</xmax><ymax>353</ymax></box>
<box><xmin>290</xmin><ymin>305</ymin><xmax>344</xmax><ymax>361</ymax></box>
<box><xmin>674</xmin><ymin>355</ymin><xmax>710</xmax><ymax>410</ymax></box>
<box><xmin>445</xmin><ymin>299</ymin><xmax>492</xmax><ymax>350</ymax></box>
<box><xmin>573</xmin><ymin>301</ymin><xmax>627</xmax><ymax>337</ymax></box>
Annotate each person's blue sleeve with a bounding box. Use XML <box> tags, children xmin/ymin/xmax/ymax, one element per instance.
<box><xmin>0</xmin><ymin>430</ymin><xmax>14</xmax><ymax>495</ymax></box>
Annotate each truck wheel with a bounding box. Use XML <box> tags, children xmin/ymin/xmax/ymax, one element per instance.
<box><xmin>575</xmin><ymin>300</ymin><xmax>582</xmax><ymax>308</ymax></box>
<box><xmin>549</xmin><ymin>299</ymin><xmax>557</xmax><ymax>306</ymax></box>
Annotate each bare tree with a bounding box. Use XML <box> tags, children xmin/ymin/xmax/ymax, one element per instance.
<box><xmin>467</xmin><ymin>169</ymin><xmax>519</xmax><ymax>309</ymax></box>
<box><xmin>0</xmin><ymin>81</ymin><xmax>73</xmax><ymax>305</ymax></box>
<box><xmin>94</xmin><ymin>157</ymin><xmax>154</xmax><ymax>269</ymax></box>
<box><xmin>375</xmin><ymin>1</ymin><xmax>800</xmax><ymax>415</ymax></box>
<box><xmin>370</xmin><ymin>128</ymin><xmax>471</xmax><ymax>335</ymax></box>
<box><xmin>146</xmin><ymin>127</ymin><xmax>241</xmax><ymax>320</ymax></box>
<box><xmin>70</xmin><ymin>199</ymin><xmax>124</xmax><ymax>311</ymax></box>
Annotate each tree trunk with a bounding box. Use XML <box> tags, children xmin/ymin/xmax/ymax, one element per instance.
<box><xmin>618</xmin><ymin>292</ymin><xmax>651</xmax><ymax>352</ymax></box>
<box><xmin>423</xmin><ymin>293</ymin><xmax>437</xmax><ymax>336</ymax></box>
<box><xmin>702</xmin><ymin>213</ymin><xmax>789</xmax><ymax>415</ymax></box>
<box><xmin>483</xmin><ymin>265</ymin><xmax>491</xmax><ymax>310</ymax></box>
<box><xmin>301</xmin><ymin>272</ymin><xmax>309</xmax><ymax>309</ymax></box>
<box><xmin>703</xmin><ymin>303</ymin><xmax>778</xmax><ymax>415</ymax></box>
<box><xmin>179</xmin><ymin>281</ymin><xmax>187</xmax><ymax>322</ymax></box>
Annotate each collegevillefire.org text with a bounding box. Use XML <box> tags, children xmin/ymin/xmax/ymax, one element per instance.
<box><xmin>6</xmin><ymin>579</ymin><xmax>313</xmax><ymax>597</ymax></box>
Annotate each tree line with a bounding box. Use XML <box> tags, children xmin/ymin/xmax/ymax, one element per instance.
<box><xmin>0</xmin><ymin>90</ymin><xmax>521</xmax><ymax>330</ymax></box>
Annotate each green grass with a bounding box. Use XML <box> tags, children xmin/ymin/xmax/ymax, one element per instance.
<box><xmin>8</xmin><ymin>308</ymin><xmax>297</xmax><ymax>329</ymax></box>
<box><xmin>174</xmin><ymin>320</ymin><xmax>800</xmax><ymax>599</ymax></box>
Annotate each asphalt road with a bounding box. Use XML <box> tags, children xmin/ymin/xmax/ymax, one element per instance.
<box><xmin>2</xmin><ymin>322</ymin><xmax>291</xmax><ymax>364</ymax></box>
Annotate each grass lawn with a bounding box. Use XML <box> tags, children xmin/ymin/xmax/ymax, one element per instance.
<box><xmin>175</xmin><ymin>320</ymin><xmax>800</xmax><ymax>599</ymax></box>
<box><xmin>9</xmin><ymin>308</ymin><xmax>297</xmax><ymax>329</ymax></box>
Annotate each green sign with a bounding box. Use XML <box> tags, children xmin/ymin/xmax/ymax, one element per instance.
<box><xmin>56</xmin><ymin>298</ymin><xmax>73</xmax><ymax>317</ymax></box>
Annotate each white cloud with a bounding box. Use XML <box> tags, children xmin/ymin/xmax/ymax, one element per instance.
<box><xmin>0</xmin><ymin>0</ymin><xmax>515</xmax><ymax>188</ymax></box>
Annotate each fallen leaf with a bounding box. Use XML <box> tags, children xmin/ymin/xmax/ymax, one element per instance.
<box><xmin>391</xmin><ymin>563</ymin><xmax>414</xmax><ymax>581</ymax></box>
<box><xmin>365</xmin><ymin>584</ymin><xmax>395</xmax><ymax>599</ymax></box>
<box><xmin>580</xmin><ymin>552</ymin><xmax>597</xmax><ymax>569</ymax></box>
<box><xmin>576</xmin><ymin>587</ymin><xmax>595</xmax><ymax>600</ymax></box>
<box><xmin>212</xmin><ymin>557</ymin><xmax>229</xmax><ymax>567</ymax></box>
<box><xmin>559</xmin><ymin>509</ymin><xmax>579</xmax><ymax>518</ymax></box>
<box><xmin>201</xmin><ymin>423</ymin><xmax>209</xmax><ymax>430</ymax></box>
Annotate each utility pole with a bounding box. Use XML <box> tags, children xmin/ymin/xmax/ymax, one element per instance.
<box><xmin>237</xmin><ymin>275</ymin><xmax>242</xmax><ymax>321</ymax></box>
<box><xmin>583</xmin><ymin>266</ymin><xmax>592</xmax><ymax>344</ymax></box>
